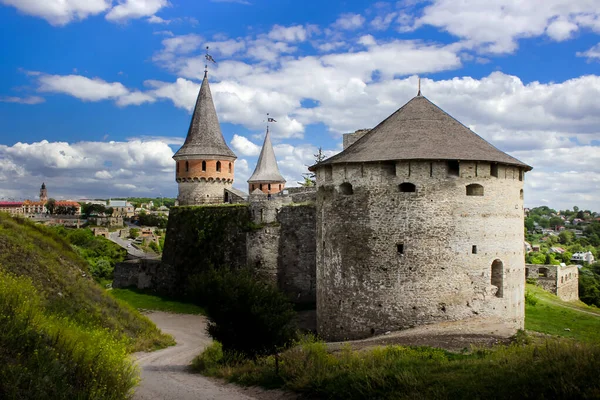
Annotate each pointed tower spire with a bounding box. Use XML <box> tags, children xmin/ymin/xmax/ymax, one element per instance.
<box><xmin>174</xmin><ymin>74</ymin><xmax>236</xmax><ymax>159</ymax></box>
<box><xmin>248</xmin><ymin>122</ymin><xmax>286</xmax><ymax>194</ymax></box>
<box><xmin>173</xmin><ymin>70</ymin><xmax>237</xmax><ymax>205</ymax></box>
<box><xmin>417</xmin><ymin>76</ymin><xmax>421</xmax><ymax>96</ymax></box>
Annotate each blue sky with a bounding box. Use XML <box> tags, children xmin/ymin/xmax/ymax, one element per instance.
<box><xmin>0</xmin><ymin>0</ymin><xmax>599</xmax><ymax>210</ymax></box>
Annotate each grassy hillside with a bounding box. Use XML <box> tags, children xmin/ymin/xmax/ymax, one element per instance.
<box><xmin>0</xmin><ymin>213</ymin><xmax>173</xmax><ymax>351</ymax></box>
<box><xmin>525</xmin><ymin>283</ymin><xmax>600</xmax><ymax>342</ymax></box>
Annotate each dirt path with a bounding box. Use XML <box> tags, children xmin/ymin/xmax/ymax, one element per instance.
<box><xmin>133</xmin><ymin>312</ymin><xmax>296</xmax><ymax>400</ymax></box>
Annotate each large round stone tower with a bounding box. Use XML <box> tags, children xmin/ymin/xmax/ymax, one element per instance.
<box><xmin>247</xmin><ymin>127</ymin><xmax>286</xmax><ymax>195</ymax></box>
<box><xmin>310</xmin><ymin>92</ymin><xmax>532</xmax><ymax>341</ymax></box>
<box><xmin>173</xmin><ymin>72</ymin><xmax>237</xmax><ymax>205</ymax></box>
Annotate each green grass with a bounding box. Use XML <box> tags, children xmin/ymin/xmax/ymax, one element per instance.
<box><xmin>525</xmin><ymin>283</ymin><xmax>600</xmax><ymax>342</ymax></box>
<box><xmin>110</xmin><ymin>288</ymin><xmax>205</xmax><ymax>315</ymax></box>
<box><xmin>0</xmin><ymin>213</ymin><xmax>173</xmax><ymax>352</ymax></box>
<box><xmin>193</xmin><ymin>336</ymin><xmax>600</xmax><ymax>400</ymax></box>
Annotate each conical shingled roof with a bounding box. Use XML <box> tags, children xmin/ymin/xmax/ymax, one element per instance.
<box><xmin>173</xmin><ymin>73</ymin><xmax>236</xmax><ymax>160</ymax></box>
<box><xmin>248</xmin><ymin>128</ymin><xmax>286</xmax><ymax>183</ymax></box>
<box><xmin>314</xmin><ymin>95</ymin><xmax>531</xmax><ymax>170</ymax></box>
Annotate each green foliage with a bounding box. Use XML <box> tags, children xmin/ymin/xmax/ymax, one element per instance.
<box><xmin>195</xmin><ymin>335</ymin><xmax>600</xmax><ymax>400</ymax></box>
<box><xmin>524</xmin><ymin>290</ymin><xmax>538</xmax><ymax>306</ymax></box>
<box><xmin>138</xmin><ymin>213</ymin><xmax>168</xmax><ymax>228</ymax></box>
<box><xmin>49</xmin><ymin>227</ymin><xmax>127</xmax><ymax>281</ymax></box>
<box><xmin>129</xmin><ymin>227</ymin><xmax>139</xmax><ymax>239</ymax></box>
<box><xmin>110</xmin><ymin>288</ymin><xmax>205</xmax><ymax>314</ymax></box>
<box><xmin>525</xmin><ymin>251</ymin><xmax>546</xmax><ymax>264</ymax></box>
<box><xmin>191</xmin><ymin>341</ymin><xmax>224</xmax><ymax>371</ymax></box>
<box><xmin>579</xmin><ymin>263</ymin><xmax>600</xmax><ymax>307</ymax></box>
<box><xmin>188</xmin><ymin>268</ymin><xmax>297</xmax><ymax>358</ymax></box>
<box><xmin>0</xmin><ymin>270</ymin><xmax>138</xmax><ymax>399</ymax></box>
<box><xmin>0</xmin><ymin>214</ymin><xmax>172</xmax><ymax>352</ymax></box>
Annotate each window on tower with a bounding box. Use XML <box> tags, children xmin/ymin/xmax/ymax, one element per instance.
<box><xmin>216</xmin><ymin>161</ymin><xmax>221</xmax><ymax>172</ymax></box>
<box><xmin>185</xmin><ymin>161</ymin><xmax>189</xmax><ymax>172</ymax></box>
<box><xmin>229</xmin><ymin>162</ymin><xmax>232</xmax><ymax>173</ymax></box>
<box><xmin>202</xmin><ymin>161</ymin><xmax>206</xmax><ymax>171</ymax></box>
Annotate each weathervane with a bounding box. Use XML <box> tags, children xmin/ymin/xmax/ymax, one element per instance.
<box><xmin>266</xmin><ymin>113</ymin><xmax>277</xmax><ymax>132</ymax></box>
<box><xmin>204</xmin><ymin>46</ymin><xmax>216</xmax><ymax>77</ymax></box>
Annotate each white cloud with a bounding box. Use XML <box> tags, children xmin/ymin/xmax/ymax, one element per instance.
<box><xmin>231</xmin><ymin>134</ymin><xmax>261</xmax><ymax>156</ymax></box>
<box><xmin>268</xmin><ymin>25</ymin><xmax>308</xmax><ymax>42</ymax></box>
<box><xmin>333</xmin><ymin>13</ymin><xmax>366</xmax><ymax>30</ymax></box>
<box><xmin>105</xmin><ymin>0</ymin><xmax>169</xmax><ymax>22</ymax></box>
<box><xmin>415</xmin><ymin>0</ymin><xmax>600</xmax><ymax>53</ymax></box>
<box><xmin>147</xmin><ymin>15</ymin><xmax>170</xmax><ymax>24</ymax></box>
<box><xmin>116</xmin><ymin>91</ymin><xmax>156</xmax><ymax>106</ymax></box>
<box><xmin>38</xmin><ymin>74</ymin><xmax>129</xmax><ymax>101</ymax></box>
<box><xmin>0</xmin><ymin>0</ymin><xmax>110</xmax><ymax>26</ymax></box>
<box><xmin>0</xmin><ymin>96</ymin><xmax>45</xmax><ymax>105</ymax></box>
<box><xmin>0</xmin><ymin>139</ymin><xmax>176</xmax><ymax>199</ymax></box>
<box><xmin>577</xmin><ymin>43</ymin><xmax>600</xmax><ymax>61</ymax></box>
<box><xmin>370</xmin><ymin>12</ymin><xmax>398</xmax><ymax>31</ymax></box>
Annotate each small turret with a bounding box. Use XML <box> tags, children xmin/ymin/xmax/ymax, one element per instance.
<box><xmin>248</xmin><ymin>127</ymin><xmax>286</xmax><ymax>195</ymax></box>
<box><xmin>39</xmin><ymin>182</ymin><xmax>48</xmax><ymax>202</ymax></box>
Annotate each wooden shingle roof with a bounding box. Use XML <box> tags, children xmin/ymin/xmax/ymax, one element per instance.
<box><xmin>313</xmin><ymin>95</ymin><xmax>531</xmax><ymax>170</ymax></box>
<box><xmin>174</xmin><ymin>73</ymin><xmax>236</xmax><ymax>160</ymax></box>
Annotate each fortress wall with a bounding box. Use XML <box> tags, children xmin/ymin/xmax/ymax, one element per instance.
<box><xmin>277</xmin><ymin>204</ymin><xmax>317</xmax><ymax>305</ymax></box>
<box><xmin>316</xmin><ymin>160</ymin><xmax>525</xmax><ymax>341</ymax></box>
<box><xmin>556</xmin><ymin>264</ymin><xmax>579</xmax><ymax>301</ymax></box>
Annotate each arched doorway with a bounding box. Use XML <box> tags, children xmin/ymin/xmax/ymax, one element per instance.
<box><xmin>491</xmin><ymin>259</ymin><xmax>503</xmax><ymax>298</ymax></box>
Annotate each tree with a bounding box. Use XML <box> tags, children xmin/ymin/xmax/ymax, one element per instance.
<box><xmin>559</xmin><ymin>231</ymin><xmax>574</xmax><ymax>245</ymax></box>
<box><xmin>298</xmin><ymin>147</ymin><xmax>325</xmax><ymax>187</ymax></box>
<box><xmin>46</xmin><ymin>198</ymin><xmax>56</xmax><ymax>214</ymax></box>
<box><xmin>129</xmin><ymin>228</ymin><xmax>139</xmax><ymax>239</ymax></box>
<box><xmin>524</xmin><ymin>217</ymin><xmax>535</xmax><ymax>232</ymax></box>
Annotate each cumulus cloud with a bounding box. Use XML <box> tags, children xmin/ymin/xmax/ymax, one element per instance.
<box><xmin>231</xmin><ymin>134</ymin><xmax>260</xmax><ymax>156</ymax></box>
<box><xmin>105</xmin><ymin>0</ymin><xmax>169</xmax><ymax>22</ymax></box>
<box><xmin>332</xmin><ymin>13</ymin><xmax>366</xmax><ymax>30</ymax></box>
<box><xmin>268</xmin><ymin>25</ymin><xmax>308</xmax><ymax>42</ymax></box>
<box><xmin>38</xmin><ymin>74</ymin><xmax>129</xmax><ymax>101</ymax></box>
<box><xmin>0</xmin><ymin>139</ymin><xmax>176</xmax><ymax>200</ymax></box>
<box><xmin>415</xmin><ymin>0</ymin><xmax>600</xmax><ymax>53</ymax></box>
<box><xmin>0</xmin><ymin>0</ymin><xmax>110</xmax><ymax>26</ymax></box>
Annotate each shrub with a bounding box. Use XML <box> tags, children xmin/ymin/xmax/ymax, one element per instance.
<box><xmin>191</xmin><ymin>341</ymin><xmax>224</xmax><ymax>372</ymax></box>
<box><xmin>189</xmin><ymin>268</ymin><xmax>297</xmax><ymax>358</ymax></box>
<box><xmin>524</xmin><ymin>290</ymin><xmax>538</xmax><ymax>306</ymax></box>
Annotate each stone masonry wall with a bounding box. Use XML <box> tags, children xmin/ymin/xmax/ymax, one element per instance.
<box><xmin>525</xmin><ymin>263</ymin><xmax>579</xmax><ymax>301</ymax></box>
<box><xmin>126</xmin><ymin>202</ymin><xmax>317</xmax><ymax>304</ymax></box>
<box><xmin>316</xmin><ymin>160</ymin><xmax>526</xmax><ymax>341</ymax></box>
<box><xmin>177</xmin><ymin>180</ymin><xmax>232</xmax><ymax>205</ymax></box>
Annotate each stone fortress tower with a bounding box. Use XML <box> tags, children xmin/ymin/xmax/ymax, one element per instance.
<box><xmin>39</xmin><ymin>182</ymin><xmax>48</xmax><ymax>202</ymax></box>
<box><xmin>248</xmin><ymin>126</ymin><xmax>286</xmax><ymax>195</ymax></box>
<box><xmin>173</xmin><ymin>71</ymin><xmax>237</xmax><ymax>205</ymax></box>
<box><xmin>311</xmin><ymin>91</ymin><xmax>532</xmax><ymax>341</ymax></box>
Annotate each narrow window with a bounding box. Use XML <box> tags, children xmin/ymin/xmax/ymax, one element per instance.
<box><xmin>202</xmin><ymin>161</ymin><xmax>206</xmax><ymax>172</ymax></box>
<box><xmin>216</xmin><ymin>161</ymin><xmax>221</xmax><ymax>172</ymax></box>
<box><xmin>491</xmin><ymin>260</ymin><xmax>503</xmax><ymax>298</ymax></box>
<box><xmin>279</xmin><ymin>184</ymin><xmax>282</xmax><ymax>190</ymax></box>
<box><xmin>408</xmin><ymin>162</ymin><xmax>411</xmax><ymax>177</ymax></box>
<box><xmin>466</xmin><ymin>184</ymin><xmax>484</xmax><ymax>196</ymax></box>
<box><xmin>176</xmin><ymin>162</ymin><xmax>179</xmax><ymax>173</ymax></box>
<box><xmin>472</xmin><ymin>245</ymin><xmax>477</xmax><ymax>254</ymax></box>
<box><xmin>260</xmin><ymin>184</ymin><xmax>263</xmax><ymax>190</ymax></box>
<box><xmin>520</xmin><ymin>189</ymin><xmax>524</xmax><ymax>200</ymax></box>
<box><xmin>229</xmin><ymin>162</ymin><xmax>232</xmax><ymax>173</ymax></box>
<box><xmin>561</xmin><ymin>276</ymin><xmax>564</xmax><ymax>284</ymax></box>
<box><xmin>491</xmin><ymin>164</ymin><xmax>498</xmax><ymax>178</ymax></box>
<box><xmin>447</xmin><ymin>160</ymin><xmax>459</xmax><ymax>177</ymax></box>
<box><xmin>339</xmin><ymin>182</ymin><xmax>353</xmax><ymax>195</ymax></box>
<box><xmin>185</xmin><ymin>161</ymin><xmax>189</xmax><ymax>172</ymax></box>
<box><xmin>399</xmin><ymin>182</ymin><xmax>416</xmax><ymax>193</ymax></box>
<box><xmin>430</xmin><ymin>162</ymin><xmax>433</xmax><ymax>177</ymax></box>
<box><xmin>518</xmin><ymin>169</ymin><xmax>523</xmax><ymax>181</ymax></box>
<box><xmin>397</xmin><ymin>243</ymin><xmax>404</xmax><ymax>254</ymax></box>
<box><xmin>268</xmin><ymin>183</ymin><xmax>271</xmax><ymax>191</ymax></box>
<box><xmin>260</xmin><ymin>209</ymin><xmax>264</xmax><ymax>222</ymax></box>
<box><xmin>525</xmin><ymin>268</ymin><xmax>530</xmax><ymax>278</ymax></box>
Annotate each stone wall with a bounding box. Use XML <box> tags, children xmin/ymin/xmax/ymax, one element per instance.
<box><xmin>315</xmin><ymin>160</ymin><xmax>526</xmax><ymax>341</ymax></box>
<box><xmin>118</xmin><ymin>202</ymin><xmax>317</xmax><ymax>305</ymax></box>
<box><xmin>177</xmin><ymin>180</ymin><xmax>232</xmax><ymax>205</ymax></box>
<box><xmin>525</xmin><ymin>264</ymin><xmax>579</xmax><ymax>301</ymax></box>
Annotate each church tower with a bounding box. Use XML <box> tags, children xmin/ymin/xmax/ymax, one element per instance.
<box><xmin>39</xmin><ymin>182</ymin><xmax>48</xmax><ymax>202</ymax></box>
<box><xmin>173</xmin><ymin>72</ymin><xmax>237</xmax><ymax>205</ymax></box>
<box><xmin>248</xmin><ymin>127</ymin><xmax>286</xmax><ymax>195</ymax></box>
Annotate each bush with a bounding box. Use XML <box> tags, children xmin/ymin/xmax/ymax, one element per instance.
<box><xmin>189</xmin><ymin>268</ymin><xmax>297</xmax><ymax>358</ymax></box>
<box><xmin>191</xmin><ymin>341</ymin><xmax>224</xmax><ymax>372</ymax></box>
<box><xmin>524</xmin><ymin>290</ymin><xmax>538</xmax><ymax>306</ymax></box>
<box><xmin>0</xmin><ymin>270</ymin><xmax>138</xmax><ymax>399</ymax></box>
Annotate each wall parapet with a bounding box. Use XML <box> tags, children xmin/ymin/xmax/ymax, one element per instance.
<box><xmin>525</xmin><ymin>263</ymin><xmax>579</xmax><ymax>301</ymax></box>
